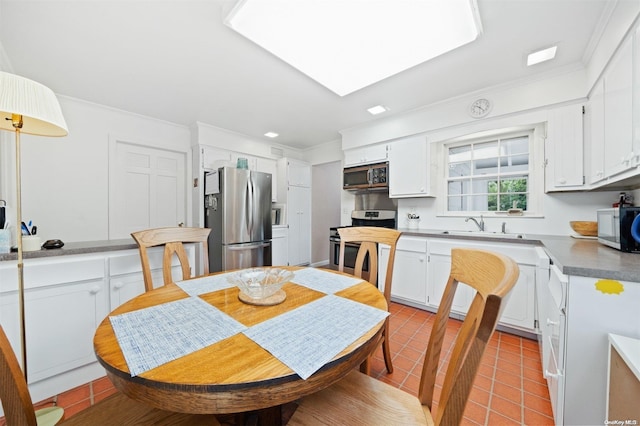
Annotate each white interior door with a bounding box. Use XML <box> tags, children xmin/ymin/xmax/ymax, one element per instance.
<box><xmin>109</xmin><ymin>138</ymin><xmax>186</xmax><ymax>239</ymax></box>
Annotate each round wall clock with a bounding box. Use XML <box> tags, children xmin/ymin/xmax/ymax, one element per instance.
<box><xmin>469</xmin><ymin>98</ymin><xmax>492</xmax><ymax>118</ymax></box>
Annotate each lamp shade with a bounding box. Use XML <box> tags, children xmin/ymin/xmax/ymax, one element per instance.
<box><xmin>0</xmin><ymin>71</ymin><xmax>68</xmax><ymax>136</ymax></box>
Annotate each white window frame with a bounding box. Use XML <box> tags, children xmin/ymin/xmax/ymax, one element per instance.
<box><xmin>437</xmin><ymin>123</ymin><xmax>545</xmax><ymax>217</ymax></box>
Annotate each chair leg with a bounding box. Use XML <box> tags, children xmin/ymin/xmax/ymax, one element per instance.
<box><xmin>382</xmin><ymin>321</ymin><xmax>393</xmax><ymax>373</ymax></box>
<box><xmin>359</xmin><ymin>356</ymin><xmax>371</xmax><ymax>375</ymax></box>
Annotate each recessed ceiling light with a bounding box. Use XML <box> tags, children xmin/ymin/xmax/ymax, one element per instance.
<box><xmin>527</xmin><ymin>46</ymin><xmax>558</xmax><ymax>66</ymax></box>
<box><xmin>264</xmin><ymin>132</ymin><xmax>279</xmax><ymax>138</ymax></box>
<box><xmin>225</xmin><ymin>0</ymin><xmax>482</xmax><ymax>96</ymax></box>
<box><xmin>367</xmin><ymin>105</ymin><xmax>389</xmax><ymax>115</ymax></box>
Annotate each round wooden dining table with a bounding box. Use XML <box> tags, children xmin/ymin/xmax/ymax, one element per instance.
<box><xmin>93</xmin><ymin>266</ymin><xmax>386</xmax><ymax>422</ymax></box>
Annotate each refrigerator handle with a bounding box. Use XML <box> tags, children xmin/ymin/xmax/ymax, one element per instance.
<box><xmin>245</xmin><ymin>177</ymin><xmax>252</xmax><ymax>234</ymax></box>
<box><xmin>226</xmin><ymin>241</ymin><xmax>271</xmax><ymax>250</ymax></box>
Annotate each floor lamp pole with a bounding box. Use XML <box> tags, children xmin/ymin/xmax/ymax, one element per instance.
<box><xmin>11</xmin><ymin>114</ymin><xmax>27</xmax><ymax>380</ymax></box>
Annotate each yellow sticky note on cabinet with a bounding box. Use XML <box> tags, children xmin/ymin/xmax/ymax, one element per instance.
<box><xmin>594</xmin><ymin>279</ymin><xmax>624</xmax><ymax>295</ymax></box>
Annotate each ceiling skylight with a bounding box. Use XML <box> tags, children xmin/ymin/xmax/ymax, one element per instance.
<box><xmin>225</xmin><ymin>0</ymin><xmax>482</xmax><ymax>96</ymax></box>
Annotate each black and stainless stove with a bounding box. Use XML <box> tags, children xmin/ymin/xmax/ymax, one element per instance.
<box><xmin>329</xmin><ymin>210</ymin><xmax>397</xmax><ymax>281</ymax></box>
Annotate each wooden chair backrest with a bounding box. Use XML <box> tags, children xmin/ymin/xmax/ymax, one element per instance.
<box><xmin>131</xmin><ymin>227</ymin><xmax>211</xmax><ymax>292</ymax></box>
<box><xmin>418</xmin><ymin>248</ymin><xmax>519</xmax><ymax>425</ymax></box>
<box><xmin>337</xmin><ymin>227</ymin><xmax>401</xmax><ymax>305</ymax></box>
<box><xmin>0</xmin><ymin>325</ymin><xmax>37</xmax><ymax>426</ymax></box>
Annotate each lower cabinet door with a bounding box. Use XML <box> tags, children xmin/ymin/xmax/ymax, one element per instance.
<box><xmin>380</xmin><ymin>237</ymin><xmax>428</xmax><ymax>306</ymax></box>
<box><xmin>427</xmin><ymin>252</ymin><xmax>472</xmax><ymax>313</ymax></box>
<box><xmin>496</xmin><ymin>264</ymin><xmax>536</xmax><ymax>330</ymax></box>
<box><xmin>25</xmin><ymin>279</ymin><xmax>109</xmax><ymax>384</ymax></box>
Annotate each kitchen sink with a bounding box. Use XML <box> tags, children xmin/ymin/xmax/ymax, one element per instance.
<box><xmin>439</xmin><ymin>230</ymin><xmax>526</xmax><ymax>239</ymax></box>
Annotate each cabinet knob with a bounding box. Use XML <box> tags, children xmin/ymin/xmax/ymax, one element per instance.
<box><xmin>546</xmin><ymin>318</ymin><xmax>558</xmax><ymax>326</ymax></box>
<box><xmin>89</xmin><ymin>285</ymin><xmax>102</xmax><ymax>295</ymax></box>
<box><xmin>113</xmin><ymin>281</ymin><xmax>124</xmax><ymax>290</ymax></box>
<box><xmin>559</xmin><ymin>179</ymin><xmax>567</xmax><ymax>184</ymax></box>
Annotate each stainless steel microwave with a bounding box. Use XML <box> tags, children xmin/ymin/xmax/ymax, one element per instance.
<box><xmin>597</xmin><ymin>207</ymin><xmax>640</xmax><ymax>252</ymax></box>
<box><xmin>343</xmin><ymin>162</ymin><xmax>388</xmax><ymax>191</ymax></box>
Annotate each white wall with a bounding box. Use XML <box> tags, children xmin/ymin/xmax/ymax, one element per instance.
<box><xmin>310</xmin><ymin>161</ymin><xmax>341</xmax><ymax>265</ymax></box>
<box><xmin>303</xmin><ymin>139</ymin><xmax>342</xmax><ymax>166</ymax></box>
<box><xmin>15</xmin><ymin>96</ymin><xmax>191</xmax><ymax>243</ymax></box>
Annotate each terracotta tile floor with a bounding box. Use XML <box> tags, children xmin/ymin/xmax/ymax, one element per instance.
<box><xmin>1</xmin><ymin>302</ymin><xmax>554</xmax><ymax>425</ymax></box>
<box><xmin>367</xmin><ymin>302</ymin><xmax>555</xmax><ymax>425</ymax></box>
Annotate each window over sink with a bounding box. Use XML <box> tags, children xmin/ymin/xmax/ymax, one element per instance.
<box><xmin>440</xmin><ymin>124</ymin><xmax>544</xmax><ymax>216</ymax></box>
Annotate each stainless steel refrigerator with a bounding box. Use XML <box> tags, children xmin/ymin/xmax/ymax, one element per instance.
<box><xmin>204</xmin><ymin>167</ymin><xmax>272</xmax><ymax>272</ymax></box>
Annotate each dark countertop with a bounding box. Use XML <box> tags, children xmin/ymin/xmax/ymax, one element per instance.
<box><xmin>398</xmin><ymin>228</ymin><xmax>640</xmax><ymax>283</ymax></box>
<box><xmin>2</xmin><ymin>231</ymin><xmax>638</xmax><ymax>283</ymax></box>
<box><xmin>0</xmin><ymin>238</ymin><xmax>137</xmax><ymax>262</ymax></box>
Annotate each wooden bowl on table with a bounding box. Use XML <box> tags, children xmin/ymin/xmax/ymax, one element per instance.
<box><xmin>570</xmin><ymin>221</ymin><xmax>598</xmax><ymax>237</ymax></box>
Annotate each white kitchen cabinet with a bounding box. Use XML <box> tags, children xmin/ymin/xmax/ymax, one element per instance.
<box><xmin>632</xmin><ymin>25</ymin><xmax>640</xmax><ymax>168</ymax></box>
<box><xmin>603</xmin><ymin>36</ymin><xmax>634</xmax><ymax>178</ymax></box>
<box><xmin>587</xmin><ymin>79</ymin><xmax>606</xmax><ymax>185</ymax></box>
<box><xmin>202</xmin><ymin>146</ymin><xmax>233</xmax><ymax>170</ymax></box>
<box><xmin>538</xmin><ymin>264</ymin><xmax>567</xmax><ymax>426</ymax></box>
<box><xmin>279</xmin><ymin>158</ymin><xmax>311</xmax><ymax>188</ymax></box>
<box><xmin>277</xmin><ymin>158</ymin><xmax>311</xmax><ymax>266</ymax></box>
<box><xmin>0</xmin><ymin>246</ymin><xmax>201</xmax><ymax>409</ymax></box>
<box><xmin>256</xmin><ymin>157</ymin><xmax>278</xmax><ymax>201</ymax></box>
<box><xmin>545</xmin><ymin>104</ymin><xmax>585</xmax><ymax>191</ymax></box>
<box><xmin>379</xmin><ymin>236</ymin><xmax>428</xmax><ymax>305</ymax></box>
<box><xmin>271</xmin><ymin>226</ymin><xmax>289</xmax><ymax>266</ymax></box>
<box><xmin>0</xmin><ymin>256</ymin><xmax>109</xmax><ymax>393</ymax></box>
<box><xmin>201</xmin><ymin>147</ymin><xmax>278</xmax><ymax>201</ymax></box>
<box><xmin>388</xmin><ymin>134</ymin><xmax>432</xmax><ymax>198</ymax></box>
<box><xmin>546</xmin><ymin>273</ymin><xmax>640</xmax><ymax>425</ymax></box>
<box><xmin>499</xmin><ymin>264</ymin><xmax>536</xmax><ymax>331</ymax></box>
<box><xmin>230</xmin><ymin>152</ymin><xmax>257</xmax><ymax>171</ymax></box>
<box><xmin>426</xmin><ymin>239</ymin><xmax>538</xmax><ymax>332</ymax></box>
<box><xmin>286</xmin><ymin>186</ymin><xmax>311</xmax><ymax>266</ymax></box>
<box><xmin>108</xmin><ymin>247</ymin><xmax>195</xmax><ymax>310</ymax></box>
<box><xmin>343</xmin><ymin>143</ymin><xmax>388</xmax><ymax>167</ymax></box>
<box><xmin>426</xmin><ymin>241</ymin><xmax>473</xmax><ymax>313</ymax></box>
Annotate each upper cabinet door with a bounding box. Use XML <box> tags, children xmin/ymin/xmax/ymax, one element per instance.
<box><xmin>604</xmin><ymin>36</ymin><xmax>633</xmax><ymax>177</ymax></box>
<box><xmin>545</xmin><ymin>104</ymin><xmax>585</xmax><ymax>191</ymax></box>
<box><xmin>388</xmin><ymin>134</ymin><xmax>432</xmax><ymax>198</ymax></box>
<box><xmin>633</xmin><ymin>25</ymin><xmax>640</xmax><ymax>167</ymax></box>
<box><xmin>343</xmin><ymin>143</ymin><xmax>388</xmax><ymax>167</ymax></box>
<box><xmin>287</xmin><ymin>159</ymin><xmax>311</xmax><ymax>187</ymax></box>
<box><xmin>587</xmin><ymin>79</ymin><xmax>606</xmax><ymax>185</ymax></box>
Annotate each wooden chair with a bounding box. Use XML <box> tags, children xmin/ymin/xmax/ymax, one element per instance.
<box><xmin>0</xmin><ymin>325</ymin><xmax>219</xmax><ymax>426</ymax></box>
<box><xmin>131</xmin><ymin>227</ymin><xmax>211</xmax><ymax>292</ymax></box>
<box><xmin>289</xmin><ymin>248</ymin><xmax>520</xmax><ymax>426</ymax></box>
<box><xmin>337</xmin><ymin>226</ymin><xmax>401</xmax><ymax>374</ymax></box>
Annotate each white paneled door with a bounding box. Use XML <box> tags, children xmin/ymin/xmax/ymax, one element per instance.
<box><xmin>109</xmin><ymin>138</ymin><xmax>186</xmax><ymax>239</ymax></box>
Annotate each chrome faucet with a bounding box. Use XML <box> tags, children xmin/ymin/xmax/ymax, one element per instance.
<box><xmin>465</xmin><ymin>215</ymin><xmax>484</xmax><ymax>231</ymax></box>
